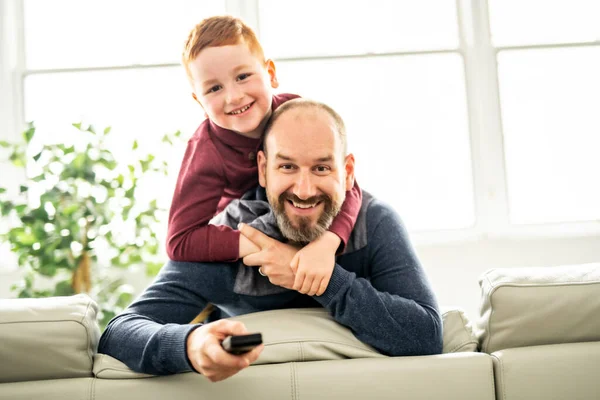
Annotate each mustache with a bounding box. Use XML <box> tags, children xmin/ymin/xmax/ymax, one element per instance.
<box><xmin>279</xmin><ymin>192</ymin><xmax>331</xmax><ymax>206</ymax></box>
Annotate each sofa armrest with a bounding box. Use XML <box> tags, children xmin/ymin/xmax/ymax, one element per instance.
<box><xmin>0</xmin><ymin>294</ymin><xmax>100</xmax><ymax>383</ymax></box>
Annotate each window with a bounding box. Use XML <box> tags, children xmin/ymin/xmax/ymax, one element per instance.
<box><xmin>490</xmin><ymin>0</ymin><xmax>600</xmax><ymax>225</ymax></box>
<box><xmin>260</xmin><ymin>0</ymin><xmax>475</xmax><ymax>231</ymax></box>
<box><xmin>3</xmin><ymin>0</ymin><xmax>600</xmax><ymax>251</ymax></box>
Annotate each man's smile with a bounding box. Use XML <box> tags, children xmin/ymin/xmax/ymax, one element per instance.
<box><xmin>285</xmin><ymin>199</ymin><xmax>323</xmax><ymax>216</ymax></box>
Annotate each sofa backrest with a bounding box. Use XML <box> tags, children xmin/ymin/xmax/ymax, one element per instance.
<box><xmin>475</xmin><ymin>263</ymin><xmax>600</xmax><ymax>354</ymax></box>
<box><xmin>0</xmin><ymin>293</ymin><xmax>100</xmax><ymax>383</ymax></box>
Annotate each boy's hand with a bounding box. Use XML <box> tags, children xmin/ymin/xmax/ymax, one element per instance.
<box><xmin>290</xmin><ymin>231</ymin><xmax>340</xmax><ymax>296</ymax></box>
<box><xmin>238</xmin><ymin>232</ymin><xmax>260</xmax><ymax>259</ymax></box>
<box><xmin>239</xmin><ymin>223</ymin><xmax>299</xmax><ymax>289</ymax></box>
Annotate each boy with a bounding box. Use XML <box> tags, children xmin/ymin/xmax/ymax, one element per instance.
<box><xmin>167</xmin><ymin>15</ymin><xmax>362</xmax><ymax>298</ymax></box>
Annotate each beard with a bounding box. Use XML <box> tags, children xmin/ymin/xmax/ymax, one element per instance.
<box><xmin>268</xmin><ymin>190</ymin><xmax>343</xmax><ymax>245</ymax></box>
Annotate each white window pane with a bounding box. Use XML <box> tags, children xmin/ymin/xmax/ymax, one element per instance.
<box><xmin>489</xmin><ymin>0</ymin><xmax>600</xmax><ymax>47</ymax></box>
<box><xmin>276</xmin><ymin>54</ymin><xmax>474</xmax><ymax>231</ymax></box>
<box><xmin>24</xmin><ymin>67</ymin><xmax>202</xmax><ymax>215</ymax></box>
<box><xmin>498</xmin><ymin>48</ymin><xmax>600</xmax><ymax>224</ymax></box>
<box><xmin>24</xmin><ymin>0</ymin><xmax>226</xmax><ymax>69</ymax></box>
<box><xmin>259</xmin><ymin>0</ymin><xmax>458</xmax><ymax>58</ymax></box>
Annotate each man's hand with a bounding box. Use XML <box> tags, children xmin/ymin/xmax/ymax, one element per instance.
<box><xmin>186</xmin><ymin>319</ymin><xmax>263</xmax><ymax>382</ymax></box>
<box><xmin>239</xmin><ymin>223</ymin><xmax>299</xmax><ymax>289</ymax></box>
<box><xmin>289</xmin><ymin>231</ymin><xmax>340</xmax><ymax>296</ymax></box>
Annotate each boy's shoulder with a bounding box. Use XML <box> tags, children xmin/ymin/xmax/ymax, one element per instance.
<box><xmin>273</xmin><ymin>93</ymin><xmax>301</xmax><ymax>109</ymax></box>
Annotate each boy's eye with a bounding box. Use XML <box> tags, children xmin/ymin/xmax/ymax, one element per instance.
<box><xmin>237</xmin><ymin>73</ymin><xmax>251</xmax><ymax>81</ymax></box>
<box><xmin>206</xmin><ymin>85</ymin><xmax>221</xmax><ymax>94</ymax></box>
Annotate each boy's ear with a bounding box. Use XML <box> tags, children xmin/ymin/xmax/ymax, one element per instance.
<box><xmin>257</xmin><ymin>151</ymin><xmax>267</xmax><ymax>188</ymax></box>
<box><xmin>343</xmin><ymin>153</ymin><xmax>355</xmax><ymax>191</ymax></box>
<box><xmin>266</xmin><ymin>59</ymin><xmax>278</xmax><ymax>89</ymax></box>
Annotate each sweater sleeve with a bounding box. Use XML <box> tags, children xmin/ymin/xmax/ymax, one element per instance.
<box><xmin>98</xmin><ymin>261</ymin><xmax>211</xmax><ymax>375</ymax></box>
<box><xmin>166</xmin><ymin>134</ymin><xmax>240</xmax><ymax>262</ymax></box>
<box><xmin>327</xmin><ymin>180</ymin><xmax>362</xmax><ymax>253</ymax></box>
<box><xmin>313</xmin><ymin>201</ymin><xmax>443</xmax><ymax>357</ymax></box>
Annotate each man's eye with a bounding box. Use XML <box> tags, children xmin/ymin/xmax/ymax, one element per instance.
<box><xmin>315</xmin><ymin>165</ymin><xmax>331</xmax><ymax>173</ymax></box>
<box><xmin>280</xmin><ymin>164</ymin><xmax>295</xmax><ymax>171</ymax></box>
<box><xmin>237</xmin><ymin>73</ymin><xmax>251</xmax><ymax>81</ymax></box>
<box><xmin>206</xmin><ymin>85</ymin><xmax>221</xmax><ymax>94</ymax></box>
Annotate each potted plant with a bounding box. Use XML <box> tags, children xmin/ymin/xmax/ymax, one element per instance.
<box><xmin>0</xmin><ymin>122</ymin><xmax>180</xmax><ymax>328</ymax></box>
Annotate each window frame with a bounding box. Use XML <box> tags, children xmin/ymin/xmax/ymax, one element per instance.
<box><xmin>1</xmin><ymin>0</ymin><xmax>599</xmax><ymax>265</ymax></box>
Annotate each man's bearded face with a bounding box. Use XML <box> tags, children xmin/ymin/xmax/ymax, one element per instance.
<box><xmin>267</xmin><ymin>186</ymin><xmax>343</xmax><ymax>244</ymax></box>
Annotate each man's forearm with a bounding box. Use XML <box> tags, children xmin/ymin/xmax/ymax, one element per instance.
<box><xmin>314</xmin><ymin>265</ymin><xmax>443</xmax><ymax>357</ymax></box>
<box><xmin>99</xmin><ymin>312</ymin><xmax>199</xmax><ymax>375</ymax></box>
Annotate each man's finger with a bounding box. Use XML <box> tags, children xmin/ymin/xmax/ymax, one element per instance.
<box><xmin>208</xmin><ymin>319</ymin><xmax>248</xmax><ymax>337</ymax></box>
<box><xmin>238</xmin><ymin>223</ymin><xmax>272</xmax><ymax>249</ymax></box>
<box><xmin>242</xmin><ymin>251</ymin><xmax>266</xmax><ymax>267</ymax></box>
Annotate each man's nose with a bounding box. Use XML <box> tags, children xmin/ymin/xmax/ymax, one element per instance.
<box><xmin>293</xmin><ymin>171</ymin><xmax>317</xmax><ymax>200</ymax></box>
<box><xmin>226</xmin><ymin>85</ymin><xmax>243</xmax><ymax>104</ymax></box>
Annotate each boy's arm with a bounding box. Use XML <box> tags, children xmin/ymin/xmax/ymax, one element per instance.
<box><xmin>327</xmin><ymin>180</ymin><xmax>362</xmax><ymax>253</ymax></box>
<box><xmin>167</xmin><ymin>137</ymin><xmax>239</xmax><ymax>262</ymax></box>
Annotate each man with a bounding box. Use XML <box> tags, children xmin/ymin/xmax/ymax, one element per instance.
<box><xmin>98</xmin><ymin>99</ymin><xmax>443</xmax><ymax>382</ymax></box>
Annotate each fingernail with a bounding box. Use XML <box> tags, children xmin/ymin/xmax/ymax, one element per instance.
<box><xmin>238</xmin><ymin>223</ymin><xmax>244</xmax><ymax>230</ymax></box>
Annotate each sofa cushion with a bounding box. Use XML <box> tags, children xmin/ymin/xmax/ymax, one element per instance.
<box><xmin>0</xmin><ymin>294</ymin><xmax>100</xmax><ymax>383</ymax></box>
<box><xmin>491</xmin><ymin>341</ymin><xmax>600</xmax><ymax>400</ymax></box>
<box><xmin>476</xmin><ymin>263</ymin><xmax>600</xmax><ymax>354</ymax></box>
<box><xmin>441</xmin><ymin>307</ymin><xmax>478</xmax><ymax>353</ymax></box>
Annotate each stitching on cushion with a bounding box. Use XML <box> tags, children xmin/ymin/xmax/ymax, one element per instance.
<box><xmin>264</xmin><ymin>339</ymin><xmax>382</xmax><ymax>354</ymax></box>
<box><xmin>81</xmin><ymin>298</ymin><xmax>96</xmax><ymax>368</ymax></box>
<box><xmin>91</xmin><ymin>376</ymin><xmax>96</xmax><ymax>400</ymax></box>
<box><xmin>491</xmin><ymin>354</ymin><xmax>505</xmax><ymax>400</ymax></box>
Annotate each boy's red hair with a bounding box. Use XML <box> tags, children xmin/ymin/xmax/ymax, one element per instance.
<box><xmin>182</xmin><ymin>16</ymin><xmax>266</xmax><ymax>82</ymax></box>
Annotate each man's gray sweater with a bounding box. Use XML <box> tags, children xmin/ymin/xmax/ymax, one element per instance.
<box><xmin>98</xmin><ymin>188</ymin><xmax>443</xmax><ymax>375</ymax></box>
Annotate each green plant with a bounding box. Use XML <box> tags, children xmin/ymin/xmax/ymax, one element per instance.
<box><xmin>0</xmin><ymin>122</ymin><xmax>180</xmax><ymax>328</ymax></box>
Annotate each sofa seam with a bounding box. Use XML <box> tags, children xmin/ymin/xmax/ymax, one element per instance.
<box><xmin>265</xmin><ymin>339</ymin><xmax>382</xmax><ymax>354</ymax></box>
<box><xmin>491</xmin><ymin>353</ymin><xmax>505</xmax><ymax>400</ymax></box>
<box><xmin>484</xmin><ymin>275</ymin><xmax>497</xmax><ymax>353</ymax></box>
<box><xmin>90</xmin><ymin>376</ymin><xmax>97</xmax><ymax>400</ymax></box>
<box><xmin>81</xmin><ymin>299</ymin><xmax>96</xmax><ymax>369</ymax></box>
<box><xmin>290</xmin><ymin>363</ymin><xmax>297</xmax><ymax>400</ymax></box>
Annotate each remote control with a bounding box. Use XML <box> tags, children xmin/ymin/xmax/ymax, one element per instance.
<box><xmin>221</xmin><ymin>333</ymin><xmax>263</xmax><ymax>355</ymax></box>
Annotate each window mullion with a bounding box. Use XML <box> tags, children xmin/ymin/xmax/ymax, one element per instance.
<box><xmin>225</xmin><ymin>0</ymin><xmax>260</xmax><ymax>35</ymax></box>
<box><xmin>457</xmin><ymin>0</ymin><xmax>510</xmax><ymax>234</ymax></box>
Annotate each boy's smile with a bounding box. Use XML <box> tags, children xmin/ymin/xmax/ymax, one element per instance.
<box><xmin>226</xmin><ymin>101</ymin><xmax>254</xmax><ymax>115</ymax></box>
<box><xmin>189</xmin><ymin>43</ymin><xmax>278</xmax><ymax>139</ymax></box>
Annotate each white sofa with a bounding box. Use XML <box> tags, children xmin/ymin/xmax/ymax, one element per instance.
<box><xmin>1</xmin><ymin>263</ymin><xmax>599</xmax><ymax>400</ymax></box>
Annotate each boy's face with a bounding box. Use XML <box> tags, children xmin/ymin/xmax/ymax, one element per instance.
<box><xmin>189</xmin><ymin>42</ymin><xmax>278</xmax><ymax>138</ymax></box>
<box><xmin>257</xmin><ymin>108</ymin><xmax>355</xmax><ymax>243</ymax></box>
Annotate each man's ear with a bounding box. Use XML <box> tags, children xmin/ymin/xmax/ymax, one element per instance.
<box><xmin>266</xmin><ymin>59</ymin><xmax>279</xmax><ymax>89</ymax></box>
<box><xmin>257</xmin><ymin>151</ymin><xmax>267</xmax><ymax>188</ymax></box>
<box><xmin>191</xmin><ymin>92</ymin><xmax>208</xmax><ymax>119</ymax></box>
<box><xmin>343</xmin><ymin>153</ymin><xmax>355</xmax><ymax>191</ymax></box>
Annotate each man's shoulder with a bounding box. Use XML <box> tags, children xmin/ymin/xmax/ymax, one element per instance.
<box><xmin>344</xmin><ymin>191</ymin><xmax>402</xmax><ymax>254</ymax></box>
